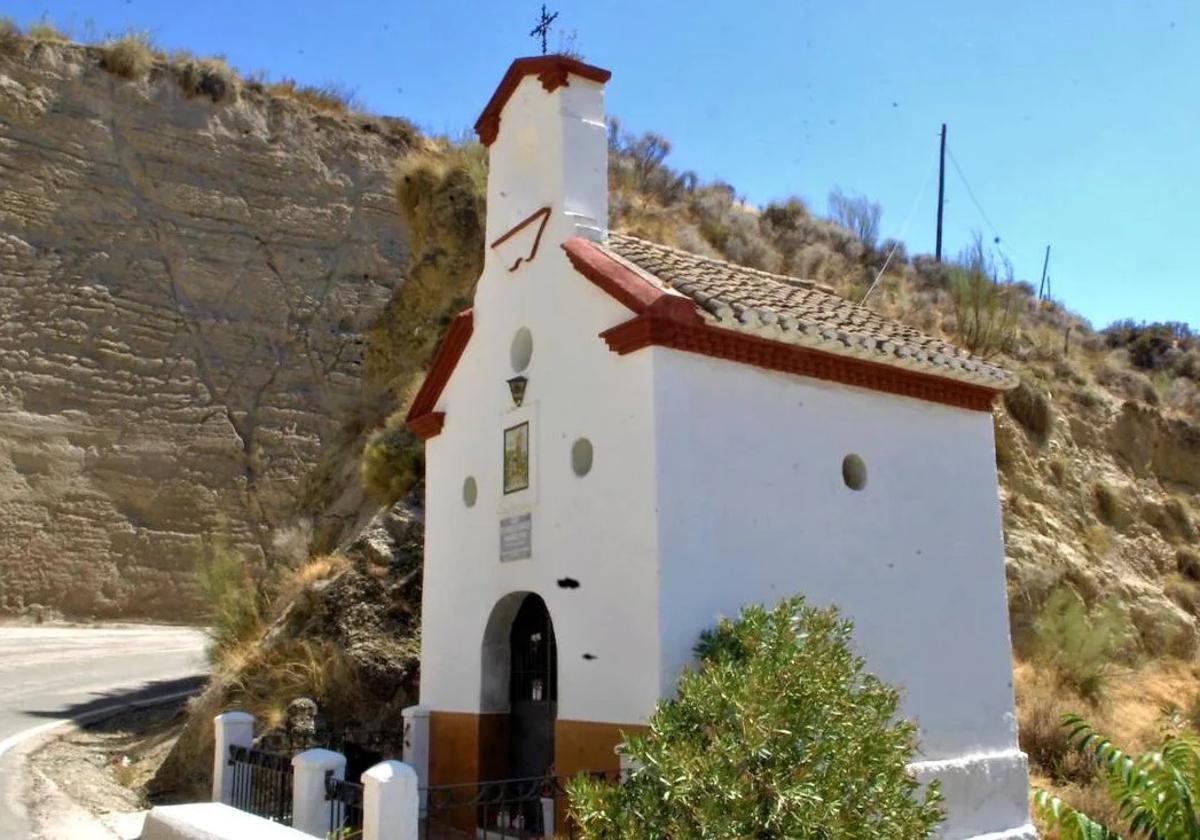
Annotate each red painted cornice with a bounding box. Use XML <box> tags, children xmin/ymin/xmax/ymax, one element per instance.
<box><xmin>405</xmin><ymin>309</ymin><xmax>474</xmax><ymax>440</ymax></box>
<box><xmin>474</xmin><ymin>56</ymin><xmax>612</xmax><ymax>146</ymax></box>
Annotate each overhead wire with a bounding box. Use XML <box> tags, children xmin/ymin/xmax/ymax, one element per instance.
<box><xmin>859</xmin><ymin>144</ymin><xmax>939</xmax><ymax>304</ymax></box>
<box><xmin>946</xmin><ymin>147</ymin><xmax>1013</xmax><ymax>268</ymax></box>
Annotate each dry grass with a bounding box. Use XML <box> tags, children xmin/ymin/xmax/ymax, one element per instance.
<box><xmin>265</xmin><ymin>79</ymin><xmax>358</xmax><ymax>114</ymax></box>
<box><xmin>26</xmin><ymin>20</ymin><xmax>67</xmax><ymax>42</ymax></box>
<box><xmin>1019</xmin><ymin>658</ymin><xmax>1200</xmax><ymax>836</ymax></box>
<box><xmin>0</xmin><ymin>17</ymin><xmax>21</xmax><ymax>55</ymax></box>
<box><xmin>272</xmin><ymin>553</ymin><xmax>349</xmax><ymax>612</ymax></box>
<box><xmin>100</xmin><ymin>33</ymin><xmax>156</xmax><ymax>80</ymax></box>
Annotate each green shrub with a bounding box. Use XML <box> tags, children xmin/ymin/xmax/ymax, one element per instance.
<box><xmin>1034</xmin><ymin>588</ymin><xmax>1130</xmax><ymax>703</ymax></box>
<box><xmin>195</xmin><ymin>535</ymin><xmax>264</xmax><ymax>660</ymax></box>
<box><xmin>361</xmin><ymin>425</ymin><xmax>423</xmax><ymax>505</ymax></box>
<box><xmin>1004</xmin><ymin>379</ymin><xmax>1053</xmax><ymax>440</ymax></box>
<box><xmin>567</xmin><ymin>596</ymin><xmax>944</xmax><ymax>839</ymax></box>
<box><xmin>948</xmin><ymin>234</ymin><xmax>1021</xmax><ymax>357</ymax></box>
<box><xmin>100</xmin><ymin>33</ymin><xmax>155</xmax><ymax>80</ymax></box>
<box><xmin>1034</xmin><ymin>715</ymin><xmax>1200</xmax><ymax>839</ymax></box>
<box><xmin>1093</xmin><ymin>481</ymin><xmax>1129</xmax><ymax>529</ymax></box>
<box><xmin>0</xmin><ymin>18</ymin><xmax>21</xmax><ymax>54</ymax></box>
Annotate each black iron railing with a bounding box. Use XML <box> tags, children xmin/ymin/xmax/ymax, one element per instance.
<box><xmin>228</xmin><ymin>744</ymin><xmax>293</xmax><ymax>824</ymax></box>
<box><xmin>420</xmin><ymin>773</ymin><xmax>613</xmax><ymax>840</ymax></box>
<box><xmin>326</xmin><ymin>772</ymin><xmax>365</xmax><ymax>839</ymax></box>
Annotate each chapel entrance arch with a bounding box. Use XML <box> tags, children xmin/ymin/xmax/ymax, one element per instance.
<box><xmin>479</xmin><ymin>592</ymin><xmax>558</xmax><ymax>785</ymax></box>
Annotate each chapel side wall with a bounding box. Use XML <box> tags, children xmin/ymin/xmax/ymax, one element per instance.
<box><xmin>651</xmin><ymin>349</ymin><xmax>1019</xmax><ymax>761</ymax></box>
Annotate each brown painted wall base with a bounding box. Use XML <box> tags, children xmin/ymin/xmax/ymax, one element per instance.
<box><xmin>429</xmin><ymin>711</ymin><xmax>647</xmax><ymax>835</ymax></box>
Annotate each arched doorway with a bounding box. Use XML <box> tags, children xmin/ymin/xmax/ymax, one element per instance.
<box><xmin>507</xmin><ymin>594</ymin><xmax>557</xmax><ymax>780</ymax></box>
<box><xmin>479</xmin><ymin>592</ymin><xmax>558</xmax><ymax>783</ymax></box>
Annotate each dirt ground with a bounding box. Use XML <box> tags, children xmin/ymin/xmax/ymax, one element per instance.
<box><xmin>26</xmin><ymin>700</ymin><xmax>190</xmax><ymax>838</ymax></box>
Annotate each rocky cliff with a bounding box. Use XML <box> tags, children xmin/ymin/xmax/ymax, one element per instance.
<box><xmin>0</xmin><ymin>39</ymin><xmax>415</xmax><ymax>618</ymax></box>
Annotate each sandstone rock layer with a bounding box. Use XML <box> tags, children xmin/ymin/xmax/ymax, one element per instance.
<box><xmin>0</xmin><ymin>42</ymin><xmax>411</xmax><ymax>618</ymax></box>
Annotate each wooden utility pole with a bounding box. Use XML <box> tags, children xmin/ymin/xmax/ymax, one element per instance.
<box><xmin>1038</xmin><ymin>245</ymin><xmax>1051</xmax><ymax>300</ymax></box>
<box><xmin>935</xmin><ymin>123</ymin><xmax>947</xmax><ymax>262</ymax></box>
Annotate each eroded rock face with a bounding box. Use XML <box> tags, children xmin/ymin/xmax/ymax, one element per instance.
<box><xmin>0</xmin><ymin>42</ymin><xmax>412</xmax><ymax>618</ymax></box>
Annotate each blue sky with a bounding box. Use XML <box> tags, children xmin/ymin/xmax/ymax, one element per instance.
<box><xmin>6</xmin><ymin>0</ymin><xmax>1197</xmax><ymax>329</ymax></box>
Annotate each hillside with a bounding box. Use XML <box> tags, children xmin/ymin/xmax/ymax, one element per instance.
<box><xmin>0</xmin><ymin>35</ymin><xmax>420</xmax><ymax>619</ymax></box>
<box><xmin>1</xmin><ymin>29</ymin><xmax>1198</xmax><ymax>827</ymax></box>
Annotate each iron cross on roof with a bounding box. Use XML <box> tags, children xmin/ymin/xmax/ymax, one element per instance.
<box><xmin>529</xmin><ymin>4</ymin><xmax>559</xmax><ymax>55</ymax></box>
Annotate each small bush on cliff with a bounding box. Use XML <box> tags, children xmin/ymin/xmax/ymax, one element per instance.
<box><xmin>0</xmin><ymin>18</ymin><xmax>21</xmax><ymax>55</ymax></box>
<box><xmin>175</xmin><ymin>57</ymin><xmax>236</xmax><ymax>103</ymax></box>
<box><xmin>26</xmin><ymin>19</ymin><xmax>67</xmax><ymax>43</ymax></box>
<box><xmin>1034</xmin><ymin>589</ymin><xmax>1130</xmax><ymax>703</ymax></box>
<box><xmin>567</xmin><ymin>596</ymin><xmax>944</xmax><ymax>839</ymax></box>
<box><xmin>948</xmin><ymin>234</ymin><xmax>1021</xmax><ymax>357</ymax></box>
<box><xmin>101</xmin><ymin>33</ymin><xmax>155</xmax><ymax>80</ymax></box>
<box><xmin>361</xmin><ymin>425</ymin><xmax>423</xmax><ymax>505</ymax></box>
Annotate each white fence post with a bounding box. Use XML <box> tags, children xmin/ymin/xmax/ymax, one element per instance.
<box><xmin>362</xmin><ymin>760</ymin><xmax>419</xmax><ymax>840</ymax></box>
<box><xmin>401</xmin><ymin>705</ymin><xmax>429</xmax><ymax>812</ymax></box>
<box><xmin>212</xmin><ymin>711</ymin><xmax>255</xmax><ymax>805</ymax></box>
<box><xmin>292</xmin><ymin>748</ymin><xmax>346</xmax><ymax>837</ymax></box>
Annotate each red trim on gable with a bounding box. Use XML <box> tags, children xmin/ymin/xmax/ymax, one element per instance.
<box><xmin>474</xmin><ymin>56</ymin><xmax>612</xmax><ymax>146</ymax></box>
<box><xmin>404</xmin><ymin>309</ymin><xmax>474</xmax><ymax>440</ymax></box>
<box><xmin>407</xmin><ymin>412</ymin><xmax>445</xmax><ymax>440</ymax></box>
<box><xmin>562</xmin><ymin>237</ymin><xmax>701</xmax><ymax>323</ymax></box>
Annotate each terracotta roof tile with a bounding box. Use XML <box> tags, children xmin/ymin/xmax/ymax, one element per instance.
<box><xmin>601</xmin><ymin>233</ymin><xmax>1016</xmax><ymax>390</ymax></box>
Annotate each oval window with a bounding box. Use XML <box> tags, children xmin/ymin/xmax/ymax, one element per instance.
<box><xmin>510</xmin><ymin>328</ymin><xmax>533</xmax><ymax>374</ymax></box>
<box><xmin>842</xmin><ymin>454</ymin><xmax>867</xmax><ymax>491</ymax></box>
<box><xmin>571</xmin><ymin>438</ymin><xmax>593</xmax><ymax>477</ymax></box>
<box><xmin>462</xmin><ymin>476</ymin><xmax>478</xmax><ymax>507</ymax></box>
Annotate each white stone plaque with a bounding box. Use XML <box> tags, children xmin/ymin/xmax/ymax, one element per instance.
<box><xmin>499</xmin><ymin>513</ymin><xmax>532</xmax><ymax>562</ymax></box>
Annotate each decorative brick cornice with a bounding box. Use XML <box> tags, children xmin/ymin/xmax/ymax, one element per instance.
<box><xmin>601</xmin><ymin>313</ymin><xmax>997</xmax><ymax>412</ymax></box>
<box><xmin>404</xmin><ymin>309</ymin><xmax>474</xmax><ymax>439</ymax></box>
<box><xmin>474</xmin><ymin>56</ymin><xmax>612</xmax><ymax>146</ymax></box>
<box><xmin>563</xmin><ymin>236</ymin><xmax>999</xmax><ymax>413</ymax></box>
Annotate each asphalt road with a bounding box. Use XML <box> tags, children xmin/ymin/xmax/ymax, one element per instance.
<box><xmin>0</xmin><ymin>624</ymin><xmax>208</xmax><ymax>838</ymax></box>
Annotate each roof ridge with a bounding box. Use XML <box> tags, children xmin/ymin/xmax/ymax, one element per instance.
<box><xmin>607</xmin><ymin>231</ymin><xmax>833</xmax><ymax>294</ymax></box>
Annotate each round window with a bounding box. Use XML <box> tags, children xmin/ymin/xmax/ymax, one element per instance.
<box><xmin>842</xmin><ymin>454</ymin><xmax>867</xmax><ymax>491</ymax></box>
<box><xmin>510</xmin><ymin>327</ymin><xmax>533</xmax><ymax>374</ymax></box>
<box><xmin>571</xmin><ymin>438</ymin><xmax>593</xmax><ymax>477</ymax></box>
<box><xmin>462</xmin><ymin>476</ymin><xmax>478</xmax><ymax>507</ymax></box>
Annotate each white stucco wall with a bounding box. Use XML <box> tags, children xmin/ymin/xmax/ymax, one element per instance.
<box><xmin>651</xmin><ymin>349</ymin><xmax>1031</xmax><ymax>837</ymax></box>
<box><xmin>418</xmin><ymin>72</ymin><xmax>662</xmax><ymax>726</ymax></box>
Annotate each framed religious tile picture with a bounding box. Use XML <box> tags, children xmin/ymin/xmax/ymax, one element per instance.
<box><xmin>503</xmin><ymin>422</ymin><xmax>530</xmax><ymax>494</ymax></box>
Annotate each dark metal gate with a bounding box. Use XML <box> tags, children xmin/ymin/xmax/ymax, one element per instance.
<box><xmin>507</xmin><ymin>594</ymin><xmax>557</xmax><ymax>832</ymax></box>
<box><xmin>228</xmin><ymin>744</ymin><xmax>294</xmax><ymax>824</ymax></box>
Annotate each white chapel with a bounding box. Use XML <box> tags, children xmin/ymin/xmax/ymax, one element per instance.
<box><xmin>405</xmin><ymin>55</ymin><xmax>1035</xmax><ymax>839</ymax></box>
